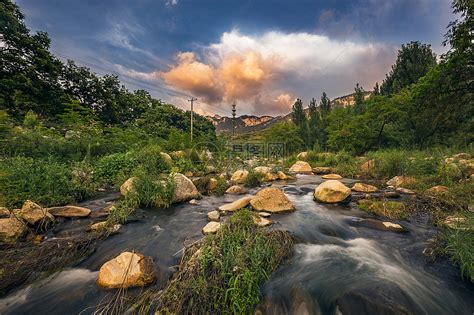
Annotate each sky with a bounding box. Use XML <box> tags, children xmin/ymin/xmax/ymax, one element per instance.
<box><xmin>16</xmin><ymin>0</ymin><xmax>456</xmax><ymax>117</ymax></box>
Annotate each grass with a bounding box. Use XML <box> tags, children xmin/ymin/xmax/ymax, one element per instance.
<box><xmin>358</xmin><ymin>199</ymin><xmax>409</xmax><ymax>219</ymax></box>
<box><xmin>244</xmin><ymin>170</ymin><xmax>264</xmax><ymax>187</ymax></box>
<box><xmin>156</xmin><ymin>209</ymin><xmax>294</xmax><ymax>314</ymax></box>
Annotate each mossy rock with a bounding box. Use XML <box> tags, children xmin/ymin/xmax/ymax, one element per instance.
<box><xmin>358</xmin><ymin>199</ymin><xmax>408</xmax><ymax>219</ymax></box>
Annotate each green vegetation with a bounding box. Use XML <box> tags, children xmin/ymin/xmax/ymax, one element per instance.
<box><xmin>156</xmin><ymin>210</ymin><xmax>294</xmax><ymax>314</ymax></box>
<box><xmin>244</xmin><ymin>170</ymin><xmax>265</xmax><ymax>187</ymax></box>
<box><xmin>444</xmin><ymin>213</ymin><xmax>474</xmax><ymax>282</ymax></box>
<box><xmin>358</xmin><ymin>200</ymin><xmax>408</xmax><ymax>220</ymax></box>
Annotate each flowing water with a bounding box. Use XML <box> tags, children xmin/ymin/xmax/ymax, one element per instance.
<box><xmin>1</xmin><ymin>175</ymin><xmax>473</xmax><ymax>314</ymax></box>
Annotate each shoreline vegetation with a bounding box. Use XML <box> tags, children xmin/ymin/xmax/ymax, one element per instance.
<box><xmin>0</xmin><ymin>0</ymin><xmax>472</xmax><ymax>313</ymax></box>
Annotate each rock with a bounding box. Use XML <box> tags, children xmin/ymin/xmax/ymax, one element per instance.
<box><xmin>453</xmin><ymin>152</ymin><xmax>471</xmax><ymax>160</ymax></box>
<box><xmin>361</xmin><ymin>219</ymin><xmax>405</xmax><ymax>232</ymax></box>
<box><xmin>171</xmin><ymin>150</ymin><xmax>185</xmax><ymax>158</ymax></box>
<box><xmin>386</xmin><ymin>176</ymin><xmax>416</xmax><ymax>187</ymax></box>
<box><xmin>360</xmin><ymin>159</ymin><xmax>376</xmax><ymax>173</ymax></box>
<box><xmin>352</xmin><ymin>183</ymin><xmax>378</xmax><ymax>193</ymax></box>
<box><xmin>321</xmin><ymin>173</ymin><xmax>342</xmax><ymax>180</ymax></box>
<box><xmin>254</xmin><ymin>217</ymin><xmax>272</xmax><ymax>227</ymax></box>
<box><xmin>395</xmin><ymin>187</ymin><xmax>416</xmax><ymax>195</ymax></box>
<box><xmin>120</xmin><ymin>177</ymin><xmax>138</xmax><ymax>196</ymax></box>
<box><xmin>444</xmin><ymin>216</ymin><xmax>467</xmax><ymax>229</ymax></box>
<box><xmin>89</xmin><ymin>221</ymin><xmax>121</xmax><ymax>233</ymax></box>
<box><xmin>297</xmin><ymin>152</ymin><xmax>309</xmax><ymax>160</ymax></box>
<box><xmin>226</xmin><ymin>185</ymin><xmax>247</xmax><ymax>195</ymax></box>
<box><xmin>444</xmin><ymin>157</ymin><xmax>455</xmax><ymax>164</ymax></box>
<box><xmin>250</xmin><ymin>187</ymin><xmax>295</xmax><ymax>212</ymax></box>
<box><xmin>358</xmin><ymin>199</ymin><xmax>407</xmax><ymax>219</ymax></box>
<box><xmin>383</xmin><ymin>191</ymin><xmax>400</xmax><ymax>198</ymax></box>
<box><xmin>218</xmin><ymin>196</ymin><xmax>253</xmax><ymax>212</ymax></box>
<box><xmin>184</xmin><ymin>171</ymin><xmax>194</xmax><ymax>178</ymax></box>
<box><xmin>207</xmin><ymin>210</ymin><xmax>220</xmax><ymax>222</ymax></box>
<box><xmin>172</xmin><ymin>173</ymin><xmax>200</xmax><ymax>203</ymax></box>
<box><xmin>254</xmin><ymin>166</ymin><xmax>277</xmax><ymax>181</ymax></box>
<box><xmin>207</xmin><ymin>165</ymin><xmax>217</xmax><ymax>173</ymax></box>
<box><xmin>289</xmin><ymin>161</ymin><xmax>312</xmax><ymax>174</ymax></box>
<box><xmin>47</xmin><ymin>205</ymin><xmax>91</xmax><ymax>217</ymax></box>
<box><xmin>231</xmin><ymin>170</ymin><xmax>249</xmax><ymax>184</ymax></box>
<box><xmin>0</xmin><ymin>217</ymin><xmax>26</xmax><ymax>243</ymax></box>
<box><xmin>207</xmin><ymin>178</ymin><xmax>218</xmax><ymax>191</ymax></box>
<box><xmin>17</xmin><ymin>200</ymin><xmax>54</xmax><ymax>225</ymax></box>
<box><xmin>160</xmin><ymin>152</ymin><xmax>172</xmax><ymax>163</ymax></box>
<box><xmin>0</xmin><ymin>207</ymin><xmax>10</xmax><ymax>218</ymax></box>
<box><xmin>259</xmin><ymin>212</ymin><xmax>271</xmax><ymax>217</ymax></box>
<box><xmin>97</xmin><ymin>252</ymin><xmax>155</xmax><ymax>288</ymax></box>
<box><xmin>314</xmin><ymin>180</ymin><xmax>351</xmax><ymax>203</ymax></box>
<box><xmin>425</xmin><ymin>185</ymin><xmax>450</xmax><ymax>196</ymax></box>
<box><xmin>202</xmin><ymin>221</ymin><xmax>221</xmax><ymax>234</ymax></box>
<box><xmin>312</xmin><ymin>166</ymin><xmax>332</xmax><ymax>174</ymax></box>
<box><xmin>277</xmin><ymin>171</ymin><xmax>288</xmax><ymax>180</ymax></box>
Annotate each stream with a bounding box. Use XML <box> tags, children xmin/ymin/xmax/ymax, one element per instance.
<box><xmin>1</xmin><ymin>175</ymin><xmax>473</xmax><ymax>314</ymax></box>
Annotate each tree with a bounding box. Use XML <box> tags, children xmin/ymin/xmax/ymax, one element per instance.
<box><xmin>307</xmin><ymin>98</ymin><xmax>320</xmax><ymax>149</ymax></box>
<box><xmin>291</xmin><ymin>98</ymin><xmax>309</xmax><ymax>148</ymax></box>
<box><xmin>320</xmin><ymin>92</ymin><xmax>330</xmax><ymax>113</ymax></box>
<box><xmin>353</xmin><ymin>83</ymin><xmax>365</xmax><ymax>114</ymax></box>
<box><xmin>373</xmin><ymin>82</ymin><xmax>380</xmax><ymax>96</ymax></box>
<box><xmin>380</xmin><ymin>41</ymin><xmax>437</xmax><ymax>95</ymax></box>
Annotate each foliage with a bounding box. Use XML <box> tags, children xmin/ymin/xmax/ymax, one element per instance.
<box><xmin>157</xmin><ymin>210</ymin><xmax>294</xmax><ymax>314</ymax></box>
<box><xmin>244</xmin><ymin>170</ymin><xmax>264</xmax><ymax>187</ymax></box>
<box><xmin>263</xmin><ymin>122</ymin><xmax>304</xmax><ymax>154</ymax></box>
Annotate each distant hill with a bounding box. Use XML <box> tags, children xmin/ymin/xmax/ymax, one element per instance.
<box><xmin>206</xmin><ymin>91</ymin><xmax>372</xmax><ymax>134</ymax></box>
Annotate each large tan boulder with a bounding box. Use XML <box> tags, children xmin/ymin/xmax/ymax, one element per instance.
<box><xmin>360</xmin><ymin>159</ymin><xmax>375</xmax><ymax>173</ymax></box>
<box><xmin>218</xmin><ymin>196</ymin><xmax>253</xmax><ymax>212</ymax></box>
<box><xmin>250</xmin><ymin>188</ymin><xmax>295</xmax><ymax>213</ymax></box>
<box><xmin>172</xmin><ymin>173</ymin><xmax>200</xmax><ymax>203</ymax></box>
<box><xmin>386</xmin><ymin>176</ymin><xmax>417</xmax><ymax>187</ymax></box>
<box><xmin>47</xmin><ymin>205</ymin><xmax>91</xmax><ymax>217</ymax></box>
<box><xmin>0</xmin><ymin>217</ymin><xmax>26</xmax><ymax>243</ymax></box>
<box><xmin>120</xmin><ymin>177</ymin><xmax>138</xmax><ymax>196</ymax></box>
<box><xmin>321</xmin><ymin>174</ymin><xmax>342</xmax><ymax>179</ymax></box>
<box><xmin>97</xmin><ymin>252</ymin><xmax>155</xmax><ymax>288</ymax></box>
<box><xmin>231</xmin><ymin>170</ymin><xmax>249</xmax><ymax>184</ymax></box>
<box><xmin>225</xmin><ymin>185</ymin><xmax>247</xmax><ymax>195</ymax></box>
<box><xmin>202</xmin><ymin>222</ymin><xmax>221</xmax><ymax>234</ymax></box>
<box><xmin>17</xmin><ymin>200</ymin><xmax>54</xmax><ymax>225</ymax></box>
<box><xmin>160</xmin><ymin>152</ymin><xmax>172</xmax><ymax>163</ymax></box>
<box><xmin>352</xmin><ymin>183</ymin><xmax>378</xmax><ymax>193</ymax></box>
<box><xmin>253</xmin><ymin>166</ymin><xmax>277</xmax><ymax>181</ymax></box>
<box><xmin>297</xmin><ymin>152</ymin><xmax>309</xmax><ymax>160</ymax></box>
<box><xmin>314</xmin><ymin>180</ymin><xmax>351</xmax><ymax>203</ymax></box>
<box><xmin>207</xmin><ymin>210</ymin><xmax>220</xmax><ymax>222</ymax></box>
<box><xmin>289</xmin><ymin>161</ymin><xmax>312</xmax><ymax>174</ymax></box>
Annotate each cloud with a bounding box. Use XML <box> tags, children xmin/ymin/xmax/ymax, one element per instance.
<box><xmin>159</xmin><ymin>29</ymin><xmax>395</xmax><ymax>115</ymax></box>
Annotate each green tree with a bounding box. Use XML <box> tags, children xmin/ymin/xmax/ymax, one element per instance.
<box><xmin>291</xmin><ymin>98</ymin><xmax>309</xmax><ymax>148</ymax></box>
<box><xmin>353</xmin><ymin>83</ymin><xmax>365</xmax><ymax>114</ymax></box>
<box><xmin>307</xmin><ymin>97</ymin><xmax>320</xmax><ymax>149</ymax></box>
<box><xmin>373</xmin><ymin>82</ymin><xmax>380</xmax><ymax>96</ymax></box>
<box><xmin>380</xmin><ymin>41</ymin><xmax>437</xmax><ymax>95</ymax></box>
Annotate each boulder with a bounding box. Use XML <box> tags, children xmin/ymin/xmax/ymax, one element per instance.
<box><xmin>352</xmin><ymin>183</ymin><xmax>378</xmax><ymax>193</ymax></box>
<box><xmin>314</xmin><ymin>180</ymin><xmax>351</xmax><ymax>203</ymax></box>
<box><xmin>207</xmin><ymin>210</ymin><xmax>220</xmax><ymax>222</ymax></box>
<box><xmin>231</xmin><ymin>170</ymin><xmax>249</xmax><ymax>184</ymax></box>
<box><xmin>17</xmin><ymin>200</ymin><xmax>54</xmax><ymax>225</ymax></box>
<box><xmin>383</xmin><ymin>191</ymin><xmax>400</xmax><ymax>198</ymax></box>
<box><xmin>120</xmin><ymin>177</ymin><xmax>138</xmax><ymax>196</ymax></box>
<box><xmin>254</xmin><ymin>217</ymin><xmax>272</xmax><ymax>227</ymax></box>
<box><xmin>357</xmin><ymin>199</ymin><xmax>407</xmax><ymax>219</ymax></box>
<box><xmin>172</xmin><ymin>173</ymin><xmax>200</xmax><ymax>203</ymax></box>
<box><xmin>424</xmin><ymin>185</ymin><xmax>450</xmax><ymax>196</ymax></box>
<box><xmin>276</xmin><ymin>171</ymin><xmax>288</xmax><ymax>180</ymax></box>
<box><xmin>207</xmin><ymin>178</ymin><xmax>218</xmax><ymax>191</ymax></box>
<box><xmin>386</xmin><ymin>176</ymin><xmax>416</xmax><ymax>187</ymax></box>
<box><xmin>184</xmin><ymin>171</ymin><xmax>194</xmax><ymax>178</ymax></box>
<box><xmin>297</xmin><ymin>152</ymin><xmax>309</xmax><ymax>160</ymax></box>
<box><xmin>361</xmin><ymin>219</ymin><xmax>405</xmax><ymax>232</ymax></box>
<box><xmin>321</xmin><ymin>173</ymin><xmax>342</xmax><ymax>179</ymax></box>
<box><xmin>225</xmin><ymin>185</ymin><xmax>247</xmax><ymax>195</ymax></box>
<box><xmin>189</xmin><ymin>199</ymin><xmax>199</xmax><ymax>205</ymax></box>
<box><xmin>254</xmin><ymin>166</ymin><xmax>277</xmax><ymax>181</ymax></box>
<box><xmin>312</xmin><ymin>166</ymin><xmax>332</xmax><ymax>174</ymax></box>
<box><xmin>47</xmin><ymin>205</ymin><xmax>91</xmax><ymax>218</ymax></box>
<box><xmin>218</xmin><ymin>196</ymin><xmax>253</xmax><ymax>212</ymax></box>
<box><xmin>259</xmin><ymin>212</ymin><xmax>271</xmax><ymax>217</ymax></box>
<box><xmin>453</xmin><ymin>153</ymin><xmax>471</xmax><ymax>160</ymax></box>
<box><xmin>360</xmin><ymin>159</ymin><xmax>375</xmax><ymax>173</ymax></box>
<box><xmin>0</xmin><ymin>207</ymin><xmax>10</xmax><ymax>218</ymax></box>
<box><xmin>89</xmin><ymin>221</ymin><xmax>121</xmax><ymax>234</ymax></box>
<box><xmin>289</xmin><ymin>161</ymin><xmax>312</xmax><ymax>174</ymax></box>
<box><xmin>250</xmin><ymin>187</ymin><xmax>295</xmax><ymax>213</ymax></box>
<box><xmin>97</xmin><ymin>252</ymin><xmax>155</xmax><ymax>288</ymax></box>
<box><xmin>160</xmin><ymin>152</ymin><xmax>172</xmax><ymax>163</ymax></box>
<box><xmin>0</xmin><ymin>217</ymin><xmax>26</xmax><ymax>243</ymax></box>
<box><xmin>396</xmin><ymin>187</ymin><xmax>416</xmax><ymax>195</ymax></box>
<box><xmin>202</xmin><ymin>221</ymin><xmax>221</xmax><ymax>234</ymax></box>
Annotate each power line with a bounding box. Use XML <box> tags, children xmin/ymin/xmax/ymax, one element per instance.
<box><xmin>188</xmin><ymin>97</ymin><xmax>197</xmax><ymax>142</ymax></box>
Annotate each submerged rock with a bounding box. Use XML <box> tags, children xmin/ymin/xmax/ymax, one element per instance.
<box><xmin>250</xmin><ymin>187</ymin><xmax>295</xmax><ymax>212</ymax></box>
<box><xmin>120</xmin><ymin>177</ymin><xmax>138</xmax><ymax>196</ymax></box>
<box><xmin>17</xmin><ymin>200</ymin><xmax>54</xmax><ymax>225</ymax></box>
<box><xmin>231</xmin><ymin>170</ymin><xmax>249</xmax><ymax>184</ymax></box>
<box><xmin>202</xmin><ymin>221</ymin><xmax>221</xmax><ymax>234</ymax></box>
<box><xmin>352</xmin><ymin>183</ymin><xmax>378</xmax><ymax>193</ymax></box>
<box><xmin>321</xmin><ymin>173</ymin><xmax>342</xmax><ymax>180</ymax></box>
<box><xmin>0</xmin><ymin>217</ymin><xmax>27</xmax><ymax>243</ymax></box>
<box><xmin>289</xmin><ymin>161</ymin><xmax>312</xmax><ymax>174</ymax></box>
<box><xmin>218</xmin><ymin>196</ymin><xmax>253</xmax><ymax>212</ymax></box>
<box><xmin>97</xmin><ymin>252</ymin><xmax>155</xmax><ymax>288</ymax></box>
<box><xmin>47</xmin><ymin>205</ymin><xmax>91</xmax><ymax>217</ymax></box>
<box><xmin>226</xmin><ymin>185</ymin><xmax>247</xmax><ymax>195</ymax></box>
<box><xmin>314</xmin><ymin>180</ymin><xmax>351</xmax><ymax>203</ymax></box>
<box><xmin>172</xmin><ymin>173</ymin><xmax>200</xmax><ymax>203</ymax></box>
<box><xmin>361</xmin><ymin>219</ymin><xmax>406</xmax><ymax>232</ymax></box>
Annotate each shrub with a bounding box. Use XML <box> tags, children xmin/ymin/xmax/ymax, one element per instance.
<box><xmin>132</xmin><ymin>144</ymin><xmax>171</xmax><ymax>176</ymax></box>
<box><xmin>133</xmin><ymin>173</ymin><xmax>176</xmax><ymax>208</ymax></box>
<box><xmin>94</xmin><ymin>152</ymin><xmax>138</xmax><ymax>187</ymax></box>
<box><xmin>244</xmin><ymin>170</ymin><xmax>264</xmax><ymax>187</ymax></box>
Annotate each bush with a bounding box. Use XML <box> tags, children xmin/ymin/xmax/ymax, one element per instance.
<box><xmin>244</xmin><ymin>170</ymin><xmax>264</xmax><ymax>187</ymax></box>
<box><xmin>94</xmin><ymin>152</ymin><xmax>138</xmax><ymax>187</ymax></box>
<box><xmin>133</xmin><ymin>173</ymin><xmax>176</xmax><ymax>208</ymax></box>
<box><xmin>132</xmin><ymin>144</ymin><xmax>171</xmax><ymax>177</ymax></box>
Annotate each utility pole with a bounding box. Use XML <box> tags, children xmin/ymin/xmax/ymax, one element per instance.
<box><xmin>188</xmin><ymin>97</ymin><xmax>197</xmax><ymax>142</ymax></box>
<box><xmin>232</xmin><ymin>103</ymin><xmax>236</xmax><ymax>139</ymax></box>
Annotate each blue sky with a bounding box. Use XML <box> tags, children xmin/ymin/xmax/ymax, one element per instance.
<box><xmin>17</xmin><ymin>0</ymin><xmax>455</xmax><ymax>116</ymax></box>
